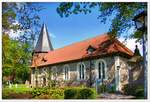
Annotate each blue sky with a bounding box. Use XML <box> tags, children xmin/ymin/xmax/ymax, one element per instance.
<box><xmin>37</xmin><ymin>2</ymin><xmax>143</xmax><ymax>55</ymax></box>
<box><xmin>38</xmin><ymin>2</ymin><xmax>111</xmax><ymax>49</ymax></box>
<box><xmin>9</xmin><ymin>2</ymin><xmax>142</xmax><ymax>54</ymax></box>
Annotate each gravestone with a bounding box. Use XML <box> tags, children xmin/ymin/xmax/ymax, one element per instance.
<box><xmin>25</xmin><ymin>80</ymin><xmax>30</xmax><ymax>88</ymax></box>
<box><xmin>15</xmin><ymin>84</ymin><xmax>18</xmax><ymax>88</ymax></box>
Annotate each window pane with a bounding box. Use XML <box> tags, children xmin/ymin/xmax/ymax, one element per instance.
<box><xmin>79</xmin><ymin>64</ymin><xmax>85</xmax><ymax>80</ymax></box>
<box><xmin>82</xmin><ymin>67</ymin><xmax>84</xmax><ymax>79</ymax></box>
<box><xmin>65</xmin><ymin>67</ymin><xmax>66</xmax><ymax>79</ymax></box>
<box><xmin>65</xmin><ymin>67</ymin><xmax>69</xmax><ymax>80</ymax></box>
<box><xmin>79</xmin><ymin>66</ymin><xmax>82</xmax><ymax>79</ymax></box>
<box><xmin>67</xmin><ymin>67</ymin><xmax>68</xmax><ymax>80</ymax></box>
<box><xmin>102</xmin><ymin>62</ymin><xmax>105</xmax><ymax>79</ymax></box>
<box><xmin>98</xmin><ymin>63</ymin><xmax>101</xmax><ymax>79</ymax></box>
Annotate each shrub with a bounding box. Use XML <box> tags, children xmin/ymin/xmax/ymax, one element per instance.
<box><xmin>123</xmin><ymin>84</ymin><xmax>144</xmax><ymax>98</ymax></box>
<box><xmin>97</xmin><ymin>84</ymin><xmax>108</xmax><ymax>93</ymax></box>
<box><xmin>77</xmin><ymin>88</ymin><xmax>95</xmax><ymax>99</ymax></box>
<box><xmin>64</xmin><ymin>87</ymin><xmax>96</xmax><ymax>99</ymax></box>
<box><xmin>123</xmin><ymin>84</ymin><xmax>136</xmax><ymax>95</ymax></box>
<box><xmin>31</xmin><ymin>87</ymin><xmax>48</xmax><ymax>98</ymax></box>
<box><xmin>64</xmin><ymin>88</ymin><xmax>78</xmax><ymax>99</ymax></box>
<box><xmin>49</xmin><ymin>89</ymin><xmax>64</xmax><ymax>99</ymax></box>
<box><xmin>31</xmin><ymin>87</ymin><xmax>64</xmax><ymax>99</ymax></box>
<box><xmin>107</xmin><ymin>84</ymin><xmax>116</xmax><ymax>93</ymax></box>
<box><xmin>135</xmin><ymin>88</ymin><xmax>144</xmax><ymax>99</ymax></box>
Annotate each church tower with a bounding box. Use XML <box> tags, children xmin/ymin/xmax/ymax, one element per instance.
<box><xmin>32</xmin><ymin>23</ymin><xmax>53</xmax><ymax>67</ymax></box>
<box><xmin>34</xmin><ymin>23</ymin><xmax>53</xmax><ymax>53</ymax></box>
<box><xmin>31</xmin><ymin>24</ymin><xmax>53</xmax><ymax>86</ymax></box>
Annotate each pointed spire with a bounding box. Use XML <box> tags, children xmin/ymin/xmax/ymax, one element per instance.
<box><xmin>34</xmin><ymin>23</ymin><xmax>53</xmax><ymax>53</ymax></box>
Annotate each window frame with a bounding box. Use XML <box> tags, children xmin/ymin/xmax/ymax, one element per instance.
<box><xmin>77</xmin><ymin>62</ymin><xmax>86</xmax><ymax>80</ymax></box>
<box><xmin>63</xmin><ymin>64</ymin><xmax>70</xmax><ymax>80</ymax></box>
<box><xmin>95</xmin><ymin>59</ymin><xmax>107</xmax><ymax>80</ymax></box>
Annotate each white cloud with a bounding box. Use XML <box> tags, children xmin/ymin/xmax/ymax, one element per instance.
<box><xmin>118</xmin><ymin>37</ymin><xmax>143</xmax><ymax>56</ymax></box>
<box><xmin>49</xmin><ymin>32</ymin><xmax>56</xmax><ymax>38</ymax></box>
<box><xmin>5</xmin><ymin>20</ymin><xmax>22</xmax><ymax>38</ymax></box>
<box><xmin>8</xmin><ymin>29</ymin><xmax>22</xmax><ymax>38</ymax></box>
<box><xmin>6</xmin><ymin>20</ymin><xmax>33</xmax><ymax>39</ymax></box>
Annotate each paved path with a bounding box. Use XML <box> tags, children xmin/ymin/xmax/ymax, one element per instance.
<box><xmin>97</xmin><ymin>93</ymin><xmax>135</xmax><ymax>99</ymax></box>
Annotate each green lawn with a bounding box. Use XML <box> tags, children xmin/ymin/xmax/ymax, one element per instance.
<box><xmin>3</xmin><ymin>84</ymin><xmax>32</xmax><ymax>93</ymax></box>
<box><xmin>2</xmin><ymin>84</ymin><xmax>33</xmax><ymax>99</ymax></box>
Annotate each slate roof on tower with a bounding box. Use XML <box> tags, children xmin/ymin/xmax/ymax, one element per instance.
<box><xmin>34</xmin><ymin>24</ymin><xmax>53</xmax><ymax>52</ymax></box>
<box><xmin>31</xmin><ymin>33</ymin><xmax>134</xmax><ymax>68</ymax></box>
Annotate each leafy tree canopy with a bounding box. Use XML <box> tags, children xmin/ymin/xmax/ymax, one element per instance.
<box><xmin>2</xmin><ymin>34</ymin><xmax>32</xmax><ymax>83</ymax></box>
<box><xmin>2</xmin><ymin>2</ymin><xmax>43</xmax><ymax>43</ymax></box>
<box><xmin>2</xmin><ymin>2</ymin><xmax>43</xmax><ymax>84</ymax></box>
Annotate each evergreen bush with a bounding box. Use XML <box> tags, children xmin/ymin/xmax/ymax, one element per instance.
<box><xmin>123</xmin><ymin>84</ymin><xmax>144</xmax><ymax>98</ymax></box>
<box><xmin>64</xmin><ymin>88</ymin><xmax>78</xmax><ymax>99</ymax></box>
<box><xmin>77</xmin><ymin>88</ymin><xmax>95</xmax><ymax>99</ymax></box>
<box><xmin>64</xmin><ymin>87</ymin><xmax>96</xmax><ymax>99</ymax></box>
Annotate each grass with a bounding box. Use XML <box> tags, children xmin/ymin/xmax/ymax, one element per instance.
<box><xmin>3</xmin><ymin>84</ymin><xmax>32</xmax><ymax>93</ymax></box>
<box><xmin>2</xmin><ymin>84</ymin><xmax>33</xmax><ymax>99</ymax></box>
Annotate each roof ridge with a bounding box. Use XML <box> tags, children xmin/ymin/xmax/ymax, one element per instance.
<box><xmin>48</xmin><ymin>33</ymin><xmax>108</xmax><ymax>52</ymax></box>
<box><xmin>32</xmin><ymin>33</ymin><xmax>134</xmax><ymax>67</ymax></box>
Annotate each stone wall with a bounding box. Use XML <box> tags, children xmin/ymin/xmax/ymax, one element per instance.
<box><xmin>129</xmin><ymin>62</ymin><xmax>144</xmax><ymax>86</ymax></box>
<box><xmin>31</xmin><ymin>56</ymin><xmax>133</xmax><ymax>92</ymax></box>
<box><xmin>118</xmin><ymin>57</ymin><xmax>130</xmax><ymax>92</ymax></box>
<box><xmin>31</xmin><ymin>56</ymin><xmax>117</xmax><ymax>87</ymax></box>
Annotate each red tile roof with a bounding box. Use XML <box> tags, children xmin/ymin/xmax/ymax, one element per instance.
<box><xmin>31</xmin><ymin>34</ymin><xmax>133</xmax><ymax>68</ymax></box>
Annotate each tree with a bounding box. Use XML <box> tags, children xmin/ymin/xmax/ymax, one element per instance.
<box><xmin>56</xmin><ymin>2</ymin><xmax>147</xmax><ymax>41</ymax></box>
<box><xmin>2</xmin><ymin>34</ymin><xmax>32</xmax><ymax>83</ymax></box>
<box><xmin>2</xmin><ymin>2</ymin><xmax>43</xmax><ymax>84</ymax></box>
<box><xmin>2</xmin><ymin>2</ymin><xmax>43</xmax><ymax>44</ymax></box>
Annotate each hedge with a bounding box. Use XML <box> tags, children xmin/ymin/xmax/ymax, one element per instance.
<box><xmin>64</xmin><ymin>87</ymin><xmax>96</xmax><ymax>99</ymax></box>
<box><xmin>64</xmin><ymin>88</ymin><xmax>78</xmax><ymax>99</ymax></box>
<box><xmin>123</xmin><ymin>84</ymin><xmax>144</xmax><ymax>99</ymax></box>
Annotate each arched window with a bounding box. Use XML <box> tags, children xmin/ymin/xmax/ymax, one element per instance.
<box><xmin>77</xmin><ymin>63</ymin><xmax>85</xmax><ymax>80</ymax></box>
<box><xmin>96</xmin><ymin>59</ymin><xmax>107</xmax><ymax>79</ymax></box>
<box><xmin>64</xmin><ymin>65</ymin><xmax>70</xmax><ymax>80</ymax></box>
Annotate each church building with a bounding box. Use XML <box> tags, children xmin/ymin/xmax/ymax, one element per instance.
<box><xmin>31</xmin><ymin>24</ymin><xmax>144</xmax><ymax>92</ymax></box>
